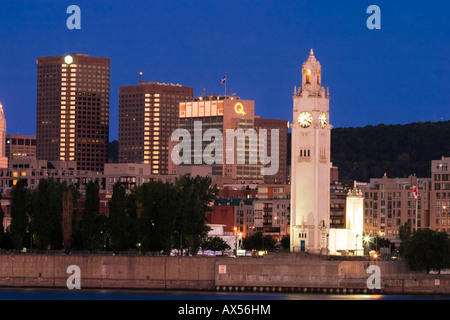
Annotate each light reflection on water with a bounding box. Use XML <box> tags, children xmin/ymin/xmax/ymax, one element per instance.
<box><xmin>0</xmin><ymin>288</ymin><xmax>447</xmax><ymax>300</ymax></box>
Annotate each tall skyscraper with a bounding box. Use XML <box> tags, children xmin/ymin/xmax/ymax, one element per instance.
<box><xmin>0</xmin><ymin>103</ymin><xmax>8</xmax><ymax>168</ymax></box>
<box><xmin>177</xmin><ymin>96</ymin><xmax>263</xmax><ymax>183</ymax></box>
<box><xmin>290</xmin><ymin>50</ymin><xmax>332</xmax><ymax>253</ymax></box>
<box><xmin>36</xmin><ymin>53</ymin><xmax>110</xmax><ymax>172</ymax></box>
<box><xmin>118</xmin><ymin>81</ymin><xmax>193</xmax><ymax>174</ymax></box>
<box><xmin>254</xmin><ymin>117</ymin><xmax>288</xmax><ymax>184</ymax></box>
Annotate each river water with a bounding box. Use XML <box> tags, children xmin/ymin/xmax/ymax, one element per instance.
<box><xmin>0</xmin><ymin>287</ymin><xmax>447</xmax><ymax>300</ymax></box>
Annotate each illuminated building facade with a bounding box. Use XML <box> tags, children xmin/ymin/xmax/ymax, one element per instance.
<box><xmin>178</xmin><ymin>96</ymin><xmax>263</xmax><ymax>183</ymax></box>
<box><xmin>428</xmin><ymin>157</ymin><xmax>450</xmax><ymax>232</ymax></box>
<box><xmin>254</xmin><ymin>117</ymin><xmax>288</xmax><ymax>184</ymax></box>
<box><xmin>290</xmin><ymin>50</ymin><xmax>331</xmax><ymax>253</ymax></box>
<box><xmin>5</xmin><ymin>134</ymin><xmax>37</xmax><ymax>159</ymax></box>
<box><xmin>118</xmin><ymin>81</ymin><xmax>193</xmax><ymax>175</ymax></box>
<box><xmin>36</xmin><ymin>53</ymin><xmax>110</xmax><ymax>172</ymax></box>
<box><xmin>0</xmin><ymin>104</ymin><xmax>7</xmax><ymax>168</ymax></box>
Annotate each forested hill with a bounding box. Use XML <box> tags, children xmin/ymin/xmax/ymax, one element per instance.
<box><xmin>331</xmin><ymin>121</ymin><xmax>450</xmax><ymax>182</ymax></box>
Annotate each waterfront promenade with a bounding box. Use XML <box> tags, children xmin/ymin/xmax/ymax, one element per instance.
<box><xmin>0</xmin><ymin>253</ymin><xmax>448</xmax><ymax>295</ymax></box>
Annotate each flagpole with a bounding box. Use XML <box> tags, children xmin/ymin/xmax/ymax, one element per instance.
<box><xmin>224</xmin><ymin>74</ymin><xmax>227</xmax><ymax>97</ymax></box>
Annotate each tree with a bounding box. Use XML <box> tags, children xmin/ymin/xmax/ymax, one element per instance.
<box><xmin>30</xmin><ymin>179</ymin><xmax>53</xmax><ymax>251</ymax></box>
<box><xmin>242</xmin><ymin>232</ymin><xmax>277</xmax><ymax>252</ymax></box>
<box><xmin>403</xmin><ymin>229</ymin><xmax>450</xmax><ymax>274</ymax></box>
<box><xmin>0</xmin><ymin>192</ymin><xmax>5</xmax><ymax>247</ymax></box>
<box><xmin>108</xmin><ymin>182</ymin><xmax>129</xmax><ymax>252</ymax></box>
<box><xmin>62</xmin><ymin>188</ymin><xmax>74</xmax><ymax>252</ymax></box>
<box><xmin>398</xmin><ymin>222</ymin><xmax>412</xmax><ymax>256</ymax></box>
<box><xmin>174</xmin><ymin>175</ymin><xmax>218</xmax><ymax>256</ymax></box>
<box><xmin>81</xmin><ymin>180</ymin><xmax>102</xmax><ymax>251</ymax></box>
<box><xmin>280</xmin><ymin>235</ymin><xmax>290</xmax><ymax>250</ymax></box>
<box><xmin>10</xmin><ymin>180</ymin><xmax>29</xmax><ymax>250</ymax></box>
<box><xmin>201</xmin><ymin>236</ymin><xmax>231</xmax><ymax>253</ymax></box>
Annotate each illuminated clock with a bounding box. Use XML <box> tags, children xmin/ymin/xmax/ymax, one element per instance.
<box><xmin>319</xmin><ymin>112</ymin><xmax>327</xmax><ymax>128</ymax></box>
<box><xmin>298</xmin><ymin>111</ymin><xmax>313</xmax><ymax>128</ymax></box>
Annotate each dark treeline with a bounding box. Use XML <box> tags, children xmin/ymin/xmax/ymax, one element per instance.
<box><xmin>0</xmin><ymin>174</ymin><xmax>218</xmax><ymax>255</ymax></box>
<box><xmin>331</xmin><ymin>121</ymin><xmax>450</xmax><ymax>182</ymax></box>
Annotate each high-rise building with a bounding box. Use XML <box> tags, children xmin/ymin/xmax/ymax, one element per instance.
<box><xmin>290</xmin><ymin>49</ymin><xmax>332</xmax><ymax>253</ymax></box>
<box><xmin>36</xmin><ymin>53</ymin><xmax>110</xmax><ymax>172</ymax></box>
<box><xmin>0</xmin><ymin>103</ymin><xmax>8</xmax><ymax>168</ymax></box>
<box><xmin>177</xmin><ymin>96</ymin><xmax>263</xmax><ymax>183</ymax></box>
<box><xmin>254</xmin><ymin>117</ymin><xmax>288</xmax><ymax>184</ymax></box>
<box><xmin>118</xmin><ymin>81</ymin><xmax>193</xmax><ymax>174</ymax></box>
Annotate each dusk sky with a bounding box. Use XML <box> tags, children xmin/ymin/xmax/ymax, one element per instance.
<box><xmin>0</xmin><ymin>0</ymin><xmax>448</xmax><ymax>141</ymax></box>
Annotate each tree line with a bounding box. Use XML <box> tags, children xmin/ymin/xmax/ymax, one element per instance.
<box><xmin>331</xmin><ymin>120</ymin><xmax>450</xmax><ymax>182</ymax></box>
<box><xmin>0</xmin><ymin>174</ymin><xmax>219</xmax><ymax>255</ymax></box>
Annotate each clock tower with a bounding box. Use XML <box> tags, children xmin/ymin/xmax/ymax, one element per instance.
<box><xmin>290</xmin><ymin>49</ymin><xmax>331</xmax><ymax>254</ymax></box>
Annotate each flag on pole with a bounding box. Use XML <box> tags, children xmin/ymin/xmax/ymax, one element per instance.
<box><xmin>218</xmin><ymin>76</ymin><xmax>226</xmax><ymax>86</ymax></box>
<box><xmin>413</xmin><ymin>186</ymin><xmax>418</xmax><ymax>200</ymax></box>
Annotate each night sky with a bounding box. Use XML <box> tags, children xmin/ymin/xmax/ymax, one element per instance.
<box><xmin>0</xmin><ymin>0</ymin><xmax>448</xmax><ymax>141</ymax></box>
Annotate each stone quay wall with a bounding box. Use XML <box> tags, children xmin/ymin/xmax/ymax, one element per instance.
<box><xmin>0</xmin><ymin>253</ymin><xmax>449</xmax><ymax>295</ymax></box>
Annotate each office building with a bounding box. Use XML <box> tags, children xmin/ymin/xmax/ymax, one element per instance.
<box><xmin>36</xmin><ymin>53</ymin><xmax>110</xmax><ymax>172</ymax></box>
<box><xmin>254</xmin><ymin>117</ymin><xmax>288</xmax><ymax>184</ymax></box>
<box><xmin>178</xmin><ymin>96</ymin><xmax>263</xmax><ymax>183</ymax></box>
<box><xmin>119</xmin><ymin>81</ymin><xmax>193</xmax><ymax>175</ymax></box>
<box><xmin>5</xmin><ymin>134</ymin><xmax>36</xmax><ymax>159</ymax></box>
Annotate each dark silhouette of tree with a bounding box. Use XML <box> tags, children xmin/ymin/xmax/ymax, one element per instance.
<box><xmin>10</xmin><ymin>180</ymin><xmax>29</xmax><ymax>250</ymax></box>
<box><xmin>403</xmin><ymin>229</ymin><xmax>450</xmax><ymax>274</ymax></box>
<box><xmin>108</xmin><ymin>181</ymin><xmax>129</xmax><ymax>252</ymax></box>
<box><xmin>81</xmin><ymin>180</ymin><xmax>102</xmax><ymax>251</ymax></box>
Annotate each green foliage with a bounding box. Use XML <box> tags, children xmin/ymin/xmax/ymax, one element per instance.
<box><xmin>9</xmin><ymin>180</ymin><xmax>29</xmax><ymax>250</ymax></box>
<box><xmin>242</xmin><ymin>232</ymin><xmax>277</xmax><ymax>252</ymax></box>
<box><xmin>108</xmin><ymin>182</ymin><xmax>128</xmax><ymax>252</ymax></box>
<box><xmin>331</xmin><ymin>121</ymin><xmax>450</xmax><ymax>181</ymax></box>
<box><xmin>201</xmin><ymin>236</ymin><xmax>231</xmax><ymax>253</ymax></box>
<box><xmin>4</xmin><ymin>174</ymin><xmax>218</xmax><ymax>255</ymax></box>
<box><xmin>174</xmin><ymin>175</ymin><xmax>218</xmax><ymax>256</ymax></box>
<box><xmin>402</xmin><ymin>229</ymin><xmax>450</xmax><ymax>274</ymax></box>
<box><xmin>280</xmin><ymin>235</ymin><xmax>290</xmax><ymax>250</ymax></box>
<box><xmin>81</xmin><ymin>180</ymin><xmax>102</xmax><ymax>252</ymax></box>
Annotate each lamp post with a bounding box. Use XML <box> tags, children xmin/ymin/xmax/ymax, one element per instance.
<box><xmin>355</xmin><ymin>234</ymin><xmax>359</xmax><ymax>256</ymax></box>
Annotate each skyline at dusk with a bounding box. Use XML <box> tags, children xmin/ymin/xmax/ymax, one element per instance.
<box><xmin>0</xmin><ymin>0</ymin><xmax>448</xmax><ymax>141</ymax></box>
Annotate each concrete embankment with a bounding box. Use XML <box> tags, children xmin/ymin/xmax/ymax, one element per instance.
<box><xmin>0</xmin><ymin>253</ymin><xmax>449</xmax><ymax>295</ymax></box>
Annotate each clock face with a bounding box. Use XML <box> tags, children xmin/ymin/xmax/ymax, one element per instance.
<box><xmin>298</xmin><ymin>111</ymin><xmax>313</xmax><ymax>128</ymax></box>
<box><xmin>319</xmin><ymin>112</ymin><xmax>327</xmax><ymax>128</ymax></box>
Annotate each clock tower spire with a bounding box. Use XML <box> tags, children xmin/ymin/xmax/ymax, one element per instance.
<box><xmin>290</xmin><ymin>49</ymin><xmax>331</xmax><ymax>254</ymax></box>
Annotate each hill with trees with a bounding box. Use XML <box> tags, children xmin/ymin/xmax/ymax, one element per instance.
<box><xmin>330</xmin><ymin>121</ymin><xmax>450</xmax><ymax>182</ymax></box>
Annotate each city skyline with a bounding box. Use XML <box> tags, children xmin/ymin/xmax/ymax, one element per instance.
<box><xmin>0</xmin><ymin>1</ymin><xmax>448</xmax><ymax>142</ymax></box>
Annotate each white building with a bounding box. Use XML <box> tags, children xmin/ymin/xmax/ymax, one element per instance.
<box><xmin>290</xmin><ymin>49</ymin><xmax>331</xmax><ymax>254</ymax></box>
<box><xmin>290</xmin><ymin>50</ymin><xmax>363</xmax><ymax>255</ymax></box>
<box><xmin>329</xmin><ymin>183</ymin><xmax>364</xmax><ymax>255</ymax></box>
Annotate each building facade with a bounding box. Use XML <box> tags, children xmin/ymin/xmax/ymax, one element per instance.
<box><xmin>177</xmin><ymin>96</ymin><xmax>263</xmax><ymax>183</ymax></box>
<box><xmin>361</xmin><ymin>174</ymin><xmax>430</xmax><ymax>244</ymax></box>
<box><xmin>0</xmin><ymin>104</ymin><xmax>8</xmax><ymax>168</ymax></box>
<box><xmin>429</xmin><ymin>157</ymin><xmax>450</xmax><ymax>232</ymax></box>
<box><xmin>254</xmin><ymin>117</ymin><xmax>288</xmax><ymax>184</ymax></box>
<box><xmin>5</xmin><ymin>134</ymin><xmax>36</xmax><ymax>159</ymax></box>
<box><xmin>118</xmin><ymin>81</ymin><xmax>193</xmax><ymax>174</ymax></box>
<box><xmin>290</xmin><ymin>49</ymin><xmax>332</xmax><ymax>253</ymax></box>
<box><xmin>36</xmin><ymin>53</ymin><xmax>110</xmax><ymax>172</ymax></box>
